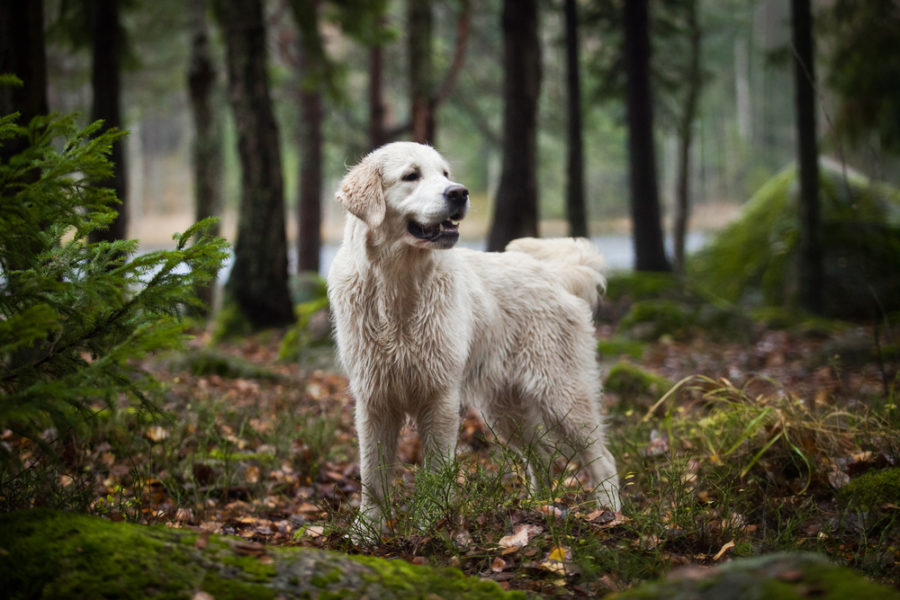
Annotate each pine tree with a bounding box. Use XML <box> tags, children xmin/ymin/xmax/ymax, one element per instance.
<box><xmin>0</xmin><ymin>107</ymin><xmax>228</xmax><ymax>475</ymax></box>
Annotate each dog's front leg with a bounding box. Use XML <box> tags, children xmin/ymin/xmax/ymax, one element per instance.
<box><xmin>413</xmin><ymin>394</ymin><xmax>461</xmax><ymax>530</ymax></box>
<box><xmin>355</xmin><ymin>402</ymin><xmax>402</xmax><ymax>541</ymax></box>
<box><xmin>415</xmin><ymin>394</ymin><xmax>461</xmax><ymax>469</ymax></box>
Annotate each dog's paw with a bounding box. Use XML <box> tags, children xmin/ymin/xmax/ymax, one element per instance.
<box><xmin>346</xmin><ymin>509</ymin><xmax>389</xmax><ymax>546</ymax></box>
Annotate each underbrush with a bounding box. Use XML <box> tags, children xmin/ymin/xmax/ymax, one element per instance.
<box><xmin>3</xmin><ymin>331</ymin><xmax>898</xmax><ymax>596</ymax></box>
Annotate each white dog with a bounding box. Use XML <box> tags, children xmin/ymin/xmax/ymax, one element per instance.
<box><xmin>327</xmin><ymin>142</ymin><xmax>620</xmax><ymax>535</ymax></box>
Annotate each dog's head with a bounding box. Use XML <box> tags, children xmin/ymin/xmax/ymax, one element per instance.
<box><xmin>337</xmin><ymin>142</ymin><xmax>469</xmax><ymax>250</ymax></box>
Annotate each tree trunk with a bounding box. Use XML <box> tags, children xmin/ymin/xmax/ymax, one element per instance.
<box><xmin>673</xmin><ymin>0</ymin><xmax>701</xmax><ymax>274</ymax></box>
<box><xmin>623</xmin><ymin>0</ymin><xmax>670</xmax><ymax>272</ymax></box>
<box><xmin>408</xmin><ymin>0</ymin><xmax>435</xmax><ymax>144</ymax></box>
<box><xmin>563</xmin><ymin>0</ymin><xmax>587</xmax><ymax>239</ymax></box>
<box><xmin>368</xmin><ymin>43</ymin><xmax>387</xmax><ymax>149</ymax></box>
<box><xmin>0</xmin><ymin>0</ymin><xmax>48</xmax><ymax>146</ymax></box>
<box><xmin>295</xmin><ymin>0</ymin><xmax>324</xmax><ymax>274</ymax></box>
<box><xmin>487</xmin><ymin>0</ymin><xmax>541</xmax><ymax>252</ymax></box>
<box><xmin>215</xmin><ymin>0</ymin><xmax>294</xmax><ymax>328</ymax></box>
<box><xmin>188</xmin><ymin>0</ymin><xmax>223</xmax><ymax>315</ymax></box>
<box><xmin>791</xmin><ymin>0</ymin><xmax>823</xmax><ymax>314</ymax></box>
<box><xmin>88</xmin><ymin>0</ymin><xmax>127</xmax><ymax>244</ymax></box>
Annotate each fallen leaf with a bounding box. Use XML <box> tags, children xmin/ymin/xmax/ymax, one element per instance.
<box><xmin>144</xmin><ymin>425</ymin><xmax>169</xmax><ymax>442</ymax></box>
<box><xmin>538</xmin><ymin>504</ymin><xmax>566</xmax><ymax>518</ymax></box>
<box><xmin>245</xmin><ymin>465</ymin><xmax>260</xmax><ymax>484</ymax></box>
<box><xmin>712</xmin><ymin>540</ymin><xmax>735</xmax><ymax>561</ymax></box>
<box><xmin>548</xmin><ymin>546</ymin><xmax>568</xmax><ymax>562</ymax></box>
<box><xmin>303</xmin><ymin>525</ymin><xmax>325</xmax><ymax>538</ymax></box>
<box><xmin>498</xmin><ymin>523</ymin><xmax>542</xmax><ymax>548</ymax></box>
<box><xmin>491</xmin><ymin>557</ymin><xmax>508</xmax><ymax>573</ymax></box>
<box><xmin>539</xmin><ymin>546</ymin><xmax>572</xmax><ymax>576</ymax></box>
<box><xmin>234</xmin><ymin>541</ymin><xmax>267</xmax><ymax>557</ymax></box>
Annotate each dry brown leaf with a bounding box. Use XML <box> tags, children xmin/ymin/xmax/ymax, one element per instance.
<box><xmin>712</xmin><ymin>540</ymin><xmax>735</xmax><ymax>561</ymax></box>
<box><xmin>498</xmin><ymin>523</ymin><xmax>542</xmax><ymax>548</ymax></box>
<box><xmin>491</xmin><ymin>557</ymin><xmax>508</xmax><ymax>573</ymax></box>
<box><xmin>539</xmin><ymin>546</ymin><xmax>572</xmax><ymax>575</ymax></box>
<box><xmin>303</xmin><ymin>525</ymin><xmax>325</xmax><ymax>538</ymax></box>
<box><xmin>144</xmin><ymin>425</ymin><xmax>169</xmax><ymax>442</ymax></box>
<box><xmin>234</xmin><ymin>541</ymin><xmax>267</xmax><ymax>557</ymax></box>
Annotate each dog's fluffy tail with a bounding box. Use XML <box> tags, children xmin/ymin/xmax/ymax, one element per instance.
<box><xmin>506</xmin><ymin>237</ymin><xmax>606</xmax><ymax>309</ymax></box>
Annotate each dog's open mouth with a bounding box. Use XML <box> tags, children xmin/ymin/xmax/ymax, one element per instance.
<box><xmin>407</xmin><ymin>219</ymin><xmax>460</xmax><ymax>243</ymax></box>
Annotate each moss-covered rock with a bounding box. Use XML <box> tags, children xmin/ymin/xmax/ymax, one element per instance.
<box><xmin>604</xmin><ymin>361</ymin><xmax>674</xmax><ymax>405</ymax></box>
<box><xmin>612</xmin><ymin>552</ymin><xmax>899</xmax><ymax>600</ymax></box>
<box><xmin>839</xmin><ymin>467</ymin><xmax>900</xmax><ymax>511</ymax></box>
<box><xmin>617</xmin><ymin>299</ymin><xmax>696</xmax><ymax>341</ymax></box>
<box><xmin>690</xmin><ymin>159</ymin><xmax>900</xmax><ymax>318</ymax></box>
<box><xmin>171</xmin><ymin>348</ymin><xmax>282</xmax><ymax>380</ymax></box>
<box><xmin>0</xmin><ymin>510</ymin><xmax>523</xmax><ymax>599</ymax></box>
<box><xmin>597</xmin><ymin>337</ymin><xmax>647</xmax><ymax>360</ymax></box>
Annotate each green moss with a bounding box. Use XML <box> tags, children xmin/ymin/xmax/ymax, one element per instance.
<box><xmin>606</xmin><ymin>271</ymin><xmax>685</xmax><ymax>302</ymax></box>
<box><xmin>0</xmin><ymin>509</ymin><xmax>206</xmax><ymax>599</ymax></box>
<box><xmin>605</xmin><ymin>361</ymin><xmax>674</xmax><ymax>403</ymax></box>
<box><xmin>597</xmin><ymin>337</ymin><xmax>647</xmax><ymax>360</ymax></box>
<box><xmin>0</xmin><ymin>510</ymin><xmax>521</xmax><ymax>599</ymax></box>
<box><xmin>613</xmin><ymin>552</ymin><xmax>899</xmax><ymax>600</ymax></box>
<box><xmin>311</xmin><ymin>567</ymin><xmax>343</xmax><ymax>588</ymax></box>
<box><xmin>172</xmin><ymin>348</ymin><xmax>281</xmax><ymax>380</ymax></box>
<box><xmin>213</xmin><ymin>301</ymin><xmax>257</xmax><ymax>342</ymax></box>
<box><xmin>690</xmin><ymin>161</ymin><xmax>900</xmax><ymax>318</ymax></box>
<box><xmin>278</xmin><ymin>296</ymin><xmax>332</xmax><ymax>362</ymax></box>
<box><xmin>350</xmin><ymin>554</ymin><xmax>525</xmax><ymax>599</ymax></box>
<box><xmin>617</xmin><ymin>299</ymin><xmax>694</xmax><ymax>341</ymax></box>
<box><xmin>839</xmin><ymin>467</ymin><xmax>900</xmax><ymax>510</ymax></box>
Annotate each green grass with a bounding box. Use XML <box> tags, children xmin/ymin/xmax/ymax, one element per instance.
<box><xmin>3</xmin><ymin>336</ymin><xmax>898</xmax><ymax>594</ymax></box>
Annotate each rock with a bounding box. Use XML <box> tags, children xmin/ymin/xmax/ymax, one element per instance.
<box><xmin>611</xmin><ymin>552</ymin><xmax>899</xmax><ymax>600</ymax></box>
<box><xmin>0</xmin><ymin>509</ymin><xmax>522</xmax><ymax>599</ymax></box>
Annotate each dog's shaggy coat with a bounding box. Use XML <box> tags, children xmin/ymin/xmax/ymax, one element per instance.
<box><xmin>327</xmin><ymin>143</ymin><xmax>620</xmax><ymax>531</ymax></box>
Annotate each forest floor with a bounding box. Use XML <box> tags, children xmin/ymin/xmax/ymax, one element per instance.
<box><xmin>19</xmin><ymin>290</ymin><xmax>900</xmax><ymax>597</ymax></box>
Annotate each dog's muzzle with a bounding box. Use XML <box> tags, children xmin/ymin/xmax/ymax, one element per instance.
<box><xmin>407</xmin><ymin>184</ymin><xmax>469</xmax><ymax>248</ymax></box>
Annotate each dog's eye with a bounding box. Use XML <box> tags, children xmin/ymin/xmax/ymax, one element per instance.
<box><xmin>443</xmin><ymin>170</ymin><xmax>449</xmax><ymax>178</ymax></box>
<box><xmin>402</xmin><ymin>171</ymin><xmax>421</xmax><ymax>182</ymax></box>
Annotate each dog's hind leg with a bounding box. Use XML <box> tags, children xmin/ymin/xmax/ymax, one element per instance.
<box><xmin>551</xmin><ymin>405</ymin><xmax>621</xmax><ymax>511</ymax></box>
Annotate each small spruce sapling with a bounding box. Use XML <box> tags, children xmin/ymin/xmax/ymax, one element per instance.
<box><xmin>0</xmin><ymin>109</ymin><xmax>228</xmax><ymax>473</ymax></box>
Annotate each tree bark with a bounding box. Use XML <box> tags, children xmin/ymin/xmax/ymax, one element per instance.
<box><xmin>0</xmin><ymin>0</ymin><xmax>48</xmax><ymax>138</ymax></box>
<box><xmin>368</xmin><ymin>43</ymin><xmax>388</xmax><ymax>149</ymax></box>
<box><xmin>791</xmin><ymin>0</ymin><xmax>823</xmax><ymax>314</ymax></box>
<box><xmin>188</xmin><ymin>0</ymin><xmax>223</xmax><ymax>315</ymax></box>
<box><xmin>623</xmin><ymin>0</ymin><xmax>670</xmax><ymax>272</ymax></box>
<box><xmin>215</xmin><ymin>0</ymin><xmax>294</xmax><ymax>328</ymax></box>
<box><xmin>487</xmin><ymin>0</ymin><xmax>541</xmax><ymax>252</ymax></box>
<box><xmin>563</xmin><ymin>0</ymin><xmax>587</xmax><ymax>238</ymax></box>
<box><xmin>673</xmin><ymin>0</ymin><xmax>701</xmax><ymax>273</ymax></box>
<box><xmin>408</xmin><ymin>0</ymin><xmax>435</xmax><ymax>144</ymax></box>
<box><xmin>88</xmin><ymin>0</ymin><xmax>128</xmax><ymax>244</ymax></box>
<box><xmin>294</xmin><ymin>0</ymin><xmax>324</xmax><ymax>274</ymax></box>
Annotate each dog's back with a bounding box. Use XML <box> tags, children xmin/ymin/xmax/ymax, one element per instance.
<box><xmin>505</xmin><ymin>237</ymin><xmax>606</xmax><ymax>309</ymax></box>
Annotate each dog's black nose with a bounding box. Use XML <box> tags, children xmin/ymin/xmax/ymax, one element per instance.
<box><xmin>444</xmin><ymin>184</ymin><xmax>469</xmax><ymax>207</ymax></box>
<box><xmin>444</xmin><ymin>184</ymin><xmax>469</xmax><ymax>221</ymax></box>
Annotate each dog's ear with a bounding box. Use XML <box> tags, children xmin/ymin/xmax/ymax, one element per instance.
<box><xmin>336</xmin><ymin>158</ymin><xmax>385</xmax><ymax>228</ymax></box>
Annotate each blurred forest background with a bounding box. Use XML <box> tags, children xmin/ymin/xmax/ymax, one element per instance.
<box><xmin>4</xmin><ymin>2</ymin><xmax>900</xmax><ymax>595</ymax></box>
<box><xmin>9</xmin><ymin>0</ymin><xmax>899</xmax><ymax>290</ymax></box>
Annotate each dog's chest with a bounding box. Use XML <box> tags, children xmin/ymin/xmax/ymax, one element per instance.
<box><xmin>335</xmin><ymin>269</ymin><xmax>467</xmax><ymax>401</ymax></box>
